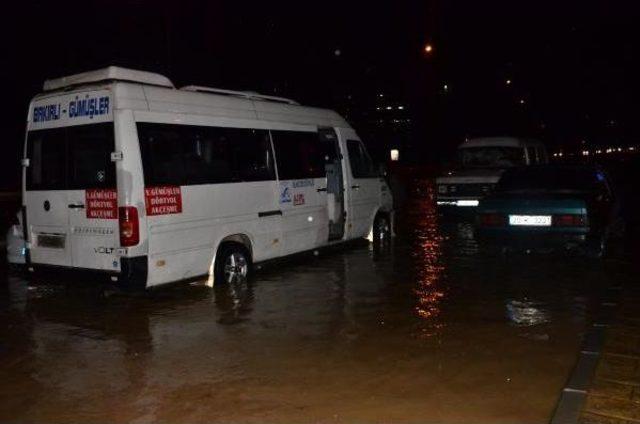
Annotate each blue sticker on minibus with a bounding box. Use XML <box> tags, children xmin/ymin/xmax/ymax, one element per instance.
<box><xmin>280</xmin><ymin>186</ymin><xmax>291</xmax><ymax>204</ymax></box>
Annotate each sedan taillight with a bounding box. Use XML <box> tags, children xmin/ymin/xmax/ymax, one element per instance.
<box><xmin>553</xmin><ymin>214</ymin><xmax>588</xmax><ymax>227</ymax></box>
<box><xmin>479</xmin><ymin>213</ymin><xmax>506</xmax><ymax>227</ymax></box>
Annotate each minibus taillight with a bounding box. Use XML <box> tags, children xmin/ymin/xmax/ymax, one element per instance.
<box><xmin>479</xmin><ymin>213</ymin><xmax>506</xmax><ymax>227</ymax></box>
<box><xmin>119</xmin><ymin>206</ymin><xmax>139</xmax><ymax>247</ymax></box>
<box><xmin>553</xmin><ymin>214</ymin><xmax>588</xmax><ymax>227</ymax></box>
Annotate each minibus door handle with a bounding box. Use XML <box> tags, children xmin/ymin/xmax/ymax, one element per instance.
<box><xmin>351</xmin><ymin>185</ymin><xmax>360</xmax><ymax>190</ymax></box>
<box><xmin>316</xmin><ymin>187</ymin><xmax>327</xmax><ymax>192</ymax></box>
<box><xmin>258</xmin><ymin>210</ymin><xmax>282</xmax><ymax>218</ymax></box>
<box><xmin>68</xmin><ymin>203</ymin><xmax>85</xmax><ymax>209</ymax></box>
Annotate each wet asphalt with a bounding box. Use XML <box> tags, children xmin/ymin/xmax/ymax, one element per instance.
<box><xmin>0</xmin><ymin>179</ymin><xmax>635</xmax><ymax>423</ymax></box>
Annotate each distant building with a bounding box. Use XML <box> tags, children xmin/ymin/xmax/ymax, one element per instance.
<box><xmin>336</xmin><ymin>91</ymin><xmax>412</xmax><ymax>164</ymax></box>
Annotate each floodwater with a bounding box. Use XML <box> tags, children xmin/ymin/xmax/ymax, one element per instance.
<box><xmin>0</xmin><ymin>179</ymin><xmax>633</xmax><ymax>424</ymax></box>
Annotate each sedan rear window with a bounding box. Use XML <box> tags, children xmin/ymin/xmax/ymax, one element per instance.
<box><xmin>497</xmin><ymin>167</ymin><xmax>598</xmax><ymax>192</ymax></box>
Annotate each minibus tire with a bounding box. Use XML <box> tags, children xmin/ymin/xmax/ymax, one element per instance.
<box><xmin>373</xmin><ymin>213</ymin><xmax>391</xmax><ymax>243</ymax></box>
<box><xmin>119</xmin><ymin>256</ymin><xmax>149</xmax><ymax>291</ymax></box>
<box><xmin>215</xmin><ymin>243</ymin><xmax>252</xmax><ymax>285</ymax></box>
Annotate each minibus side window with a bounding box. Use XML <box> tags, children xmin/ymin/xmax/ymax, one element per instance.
<box><xmin>347</xmin><ymin>140</ymin><xmax>378</xmax><ymax>178</ymax></box>
<box><xmin>137</xmin><ymin>123</ymin><xmax>275</xmax><ymax>186</ymax></box>
<box><xmin>232</xmin><ymin>129</ymin><xmax>275</xmax><ymax>182</ymax></box>
<box><xmin>185</xmin><ymin>128</ymin><xmax>230</xmax><ymax>184</ymax></box>
<box><xmin>188</xmin><ymin>127</ymin><xmax>274</xmax><ymax>183</ymax></box>
<box><xmin>271</xmin><ymin>130</ymin><xmax>325</xmax><ymax>180</ymax></box>
<box><xmin>138</xmin><ymin>124</ymin><xmax>187</xmax><ymax>186</ymax></box>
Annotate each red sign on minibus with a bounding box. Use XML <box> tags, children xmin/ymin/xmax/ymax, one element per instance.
<box><xmin>85</xmin><ymin>189</ymin><xmax>118</xmax><ymax>219</ymax></box>
<box><xmin>145</xmin><ymin>186</ymin><xmax>183</xmax><ymax>216</ymax></box>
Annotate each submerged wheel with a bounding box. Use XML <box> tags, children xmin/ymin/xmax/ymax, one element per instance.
<box><xmin>215</xmin><ymin>244</ymin><xmax>251</xmax><ymax>285</ymax></box>
<box><xmin>373</xmin><ymin>214</ymin><xmax>391</xmax><ymax>243</ymax></box>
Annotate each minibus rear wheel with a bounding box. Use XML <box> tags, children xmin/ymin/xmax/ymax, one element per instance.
<box><xmin>215</xmin><ymin>243</ymin><xmax>252</xmax><ymax>285</ymax></box>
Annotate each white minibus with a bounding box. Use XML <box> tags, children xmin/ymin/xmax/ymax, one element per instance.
<box><xmin>21</xmin><ymin>67</ymin><xmax>393</xmax><ymax>288</ymax></box>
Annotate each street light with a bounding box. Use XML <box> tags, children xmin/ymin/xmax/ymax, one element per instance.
<box><xmin>424</xmin><ymin>44</ymin><xmax>433</xmax><ymax>54</ymax></box>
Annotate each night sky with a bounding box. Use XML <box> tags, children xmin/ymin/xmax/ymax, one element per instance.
<box><xmin>2</xmin><ymin>0</ymin><xmax>639</xmax><ymax>190</ymax></box>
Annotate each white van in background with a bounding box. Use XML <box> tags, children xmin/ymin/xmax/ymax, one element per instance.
<box><xmin>22</xmin><ymin>67</ymin><xmax>393</xmax><ymax>288</ymax></box>
<box><xmin>436</xmin><ymin>137</ymin><xmax>547</xmax><ymax>208</ymax></box>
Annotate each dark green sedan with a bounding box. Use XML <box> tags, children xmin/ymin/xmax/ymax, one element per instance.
<box><xmin>475</xmin><ymin>165</ymin><xmax>620</xmax><ymax>257</ymax></box>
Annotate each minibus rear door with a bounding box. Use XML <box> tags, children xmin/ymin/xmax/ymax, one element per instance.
<box><xmin>65</xmin><ymin>123</ymin><xmax>120</xmax><ymax>271</ymax></box>
<box><xmin>24</xmin><ymin>127</ymin><xmax>73</xmax><ymax>267</ymax></box>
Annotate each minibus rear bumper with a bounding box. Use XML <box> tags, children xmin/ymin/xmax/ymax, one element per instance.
<box><xmin>26</xmin><ymin>256</ymin><xmax>148</xmax><ymax>290</ymax></box>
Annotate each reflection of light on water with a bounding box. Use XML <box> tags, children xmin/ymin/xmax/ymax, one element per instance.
<box><xmin>409</xmin><ymin>179</ymin><xmax>446</xmax><ymax>334</ymax></box>
<box><xmin>456</xmin><ymin>222</ymin><xmax>476</xmax><ymax>240</ymax></box>
<box><xmin>506</xmin><ymin>299</ymin><xmax>550</xmax><ymax>326</ymax></box>
<box><xmin>452</xmin><ymin>222</ymin><xmax>479</xmax><ymax>257</ymax></box>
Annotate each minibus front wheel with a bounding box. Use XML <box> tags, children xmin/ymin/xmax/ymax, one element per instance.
<box><xmin>215</xmin><ymin>243</ymin><xmax>252</xmax><ymax>285</ymax></box>
<box><xmin>372</xmin><ymin>213</ymin><xmax>392</xmax><ymax>243</ymax></box>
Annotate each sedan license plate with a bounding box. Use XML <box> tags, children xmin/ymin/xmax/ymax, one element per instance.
<box><xmin>508</xmin><ymin>215</ymin><xmax>552</xmax><ymax>227</ymax></box>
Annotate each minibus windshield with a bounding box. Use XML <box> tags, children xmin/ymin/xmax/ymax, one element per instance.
<box><xmin>457</xmin><ymin>146</ymin><xmax>525</xmax><ymax>168</ymax></box>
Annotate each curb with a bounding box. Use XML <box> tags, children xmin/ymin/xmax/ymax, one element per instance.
<box><xmin>550</xmin><ymin>286</ymin><xmax>622</xmax><ymax>424</ymax></box>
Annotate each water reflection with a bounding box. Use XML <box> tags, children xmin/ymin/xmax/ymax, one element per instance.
<box><xmin>406</xmin><ymin>179</ymin><xmax>446</xmax><ymax>333</ymax></box>
<box><xmin>506</xmin><ymin>299</ymin><xmax>551</xmax><ymax>327</ymax></box>
<box><xmin>213</xmin><ymin>280</ymin><xmax>255</xmax><ymax>325</ymax></box>
<box><xmin>0</xmin><ymin>177</ymin><xmax>629</xmax><ymax>423</ymax></box>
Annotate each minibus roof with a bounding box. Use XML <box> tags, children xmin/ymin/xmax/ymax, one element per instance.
<box><xmin>43</xmin><ymin>66</ymin><xmax>175</xmax><ymax>91</ymax></box>
<box><xmin>35</xmin><ymin>67</ymin><xmax>350</xmax><ymax>129</ymax></box>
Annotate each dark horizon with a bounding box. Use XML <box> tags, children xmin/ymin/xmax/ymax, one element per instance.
<box><xmin>2</xmin><ymin>0</ymin><xmax>639</xmax><ymax>189</ymax></box>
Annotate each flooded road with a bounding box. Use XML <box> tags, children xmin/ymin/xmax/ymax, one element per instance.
<box><xmin>1</xmin><ymin>179</ymin><xmax>634</xmax><ymax>423</ymax></box>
